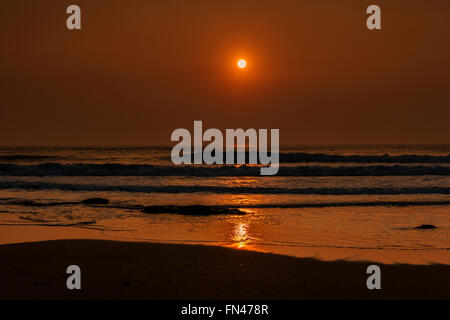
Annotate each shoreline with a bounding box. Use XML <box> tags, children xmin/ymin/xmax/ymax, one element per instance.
<box><xmin>0</xmin><ymin>225</ymin><xmax>448</xmax><ymax>265</ymax></box>
<box><xmin>1</xmin><ymin>238</ymin><xmax>449</xmax><ymax>299</ymax></box>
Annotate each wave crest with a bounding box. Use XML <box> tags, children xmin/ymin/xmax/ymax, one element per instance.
<box><xmin>0</xmin><ymin>163</ymin><xmax>449</xmax><ymax>177</ymax></box>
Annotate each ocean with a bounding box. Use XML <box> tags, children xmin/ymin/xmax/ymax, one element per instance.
<box><xmin>0</xmin><ymin>145</ymin><xmax>449</xmax><ymax>264</ymax></box>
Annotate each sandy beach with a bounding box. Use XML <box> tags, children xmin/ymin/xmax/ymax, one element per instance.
<box><xmin>1</xmin><ymin>238</ymin><xmax>449</xmax><ymax>300</ymax></box>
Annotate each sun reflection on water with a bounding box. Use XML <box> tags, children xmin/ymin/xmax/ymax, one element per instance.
<box><xmin>232</xmin><ymin>222</ymin><xmax>249</xmax><ymax>248</ymax></box>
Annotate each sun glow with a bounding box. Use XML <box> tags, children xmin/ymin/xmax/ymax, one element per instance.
<box><xmin>237</xmin><ymin>59</ymin><xmax>247</xmax><ymax>69</ymax></box>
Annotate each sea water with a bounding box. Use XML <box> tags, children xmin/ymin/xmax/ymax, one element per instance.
<box><xmin>0</xmin><ymin>145</ymin><xmax>448</xmax><ymax>264</ymax></box>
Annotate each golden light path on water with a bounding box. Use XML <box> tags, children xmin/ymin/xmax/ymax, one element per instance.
<box><xmin>1</xmin><ymin>175</ymin><xmax>449</xmax><ymax>265</ymax></box>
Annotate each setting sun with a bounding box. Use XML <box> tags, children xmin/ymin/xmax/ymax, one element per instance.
<box><xmin>237</xmin><ymin>59</ymin><xmax>247</xmax><ymax>69</ymax></box>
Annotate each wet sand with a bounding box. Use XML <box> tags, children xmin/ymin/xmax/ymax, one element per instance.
<box><xmin>0</xmin><ymin>239</ymin><xmax>449</xmax><ymax>299</ymax></box>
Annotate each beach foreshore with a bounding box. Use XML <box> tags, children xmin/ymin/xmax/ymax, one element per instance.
<box><xmin>0</xmin><ymin>238</ymin><xmax>449</xmax><ymax>300</ymax></box>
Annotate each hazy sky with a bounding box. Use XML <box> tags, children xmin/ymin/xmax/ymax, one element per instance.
<box><xmin>1</xmin><ymin>0</ymin><xmax>449</xmax><ymax>146</ymax></box>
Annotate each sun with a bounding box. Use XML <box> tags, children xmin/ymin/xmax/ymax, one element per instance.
<box><xmin>237</xmin><ymin>59</ymin><xmax>247</xmax><ymax>69</ymax></box>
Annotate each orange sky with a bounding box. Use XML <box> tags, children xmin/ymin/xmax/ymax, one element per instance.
<box><xmin>1</xmin><ymin>0</ymin><xmax>449</xmax><ymax>145</ymax></box>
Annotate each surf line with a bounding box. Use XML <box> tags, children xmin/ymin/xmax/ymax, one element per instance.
<box><xmin>170</xmin><ymin>120</ymin><xmax>279</xmax><ymax>175</ymax></box>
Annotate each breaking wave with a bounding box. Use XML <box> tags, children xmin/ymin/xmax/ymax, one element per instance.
<box><xmin>2</xmin><ymin>198</ymin><xmax>450</xmax><ymax>210</ymax></box>
<box><xmin>278</xmin><ymin>152</ymin><xmax>450</xmax><ymax>163</ymax></box>
<box><xmin>0</xmin><ymin>181</ymin><xmax>448</xmax><ymax>195</ymax></box>
<box><xmin>0</xmin><ymin>155</ymin><xmax>59</xmax><ymax>162</ymax></box>
<box><xmin>0</xmin><ymin>163</ymin><xmax>449</xmax><ymax>177</ymax></box>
